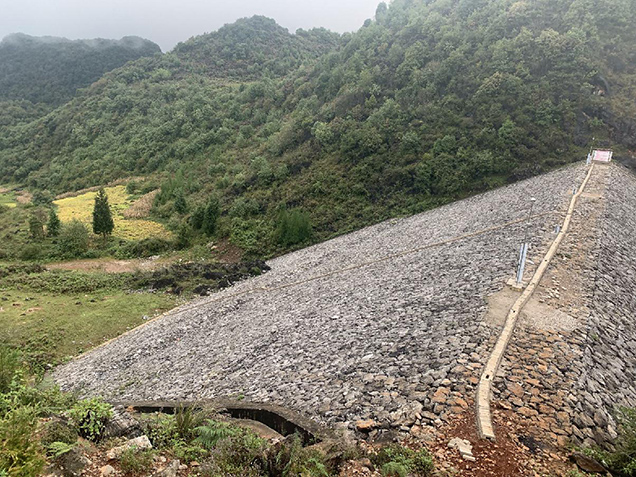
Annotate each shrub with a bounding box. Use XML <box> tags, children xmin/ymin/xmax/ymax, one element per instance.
<box><xmin>276</xmin><ymin>209</ymin><xmax>312</xmax><ymax>247</ymax></box>
<box><xmin>230</xmin><ymin>218</ymin><xmax>270</xmax><ymax>255</ymax></box>
<box><xmin>195</xmin><ymin>420</ymin><xmax>239</xmax><ymax>450</ymax></box>
<box><xmin>200</xmin><ymin>431</ymin><xmax>267</xmax><ymax>477</ymax></box>
<box><xmin>593</xmin><ymin>407</ymin><xmax>636</xmax><ymax>476</ymax></box>
<box><xmin>119</xmin><ymin>448</ymin><xmax>155</xmax><ymax>475</ymax></box>
<box><xmin>171</xmin><ymin>441</ymin><xmax>208</xmax><ymax>464</ymax></box>
<box><xmin>47</xmin><ymin>209</ymin><xmax>61</xmax><ymax>237</ymax></box>
<box><xmin>174</xmin><ymin>405</ymin><xmax>206</xmax><ymax>442</ymax></box>
<box><xmin>229</xmin><ymin>197</ymin><xmax>260</xmax><ymax>218</ymax></box>
<box><xmin>373</xmin><ymin>444</ymin><xmax>434</xmax><ymax>476</ymax></box>
<box><xmin>46</xmin><ymin>441</ymin><xmax>74</xmax><ymax>459</ymax></box>
<box><xmin>202</xmin><ymin>196</ymin><xmax>220</xmax><ymax>236</ymax></box>
<box><xmin>141</xmin><ymin>413</ymin><xmax>179</xmax><ymax>449</ymax></box>
<box><xmin>41</xmin><ymin>419</ymin><xmax>78</xmax><ymax>448</ymax></box>
<box><xmin>270</xmin><ymin>435</ymin><xmax>330</xmax><ymax>477</ymax></box>
<box><xmin>57</xmin><ymin>220</ymin><xmax>89</xmax><ymax>258</ymax></box>
<box><xmin>0</xmin><ymin>347</ymin><xmax>21</xmax><ymax>394</ymax></box>
<box><xmin>28</xmin><ymin>215</ymin><xmax>45</xmax><ymax>240</ymax></box>
<box><xmin>68</xmin><ymin>397</ymin><xmax>112</xmax><ymax>441</ymax></box>
<box><xmin>115</xmin><ymin>237</ymin><xmax>173</xmax><ymax>259</ymax></box>
<box><xmin>0</xmin><ymin>407</ymin><xmax>45</xmax><ymax>477</ymax></box>
<box><xmin>382</xmin><ymin>461</ymin><xmax>408</xmax><ymax>477</ymax></box>
<box><xmin>18</xmin><ymin>244</ymin><xmax>43</xmax><ymax>261</ymax></box>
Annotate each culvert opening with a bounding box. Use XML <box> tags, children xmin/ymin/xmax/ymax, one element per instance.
<box><xmin>122</xmin><ymin>400</ymin><xmax>323</xmax><ymax>446</ymax></box>
<box><xmin>224</xmin><ymin>407</ymin><xmax>317</xmax><ymax>445</ymax></box>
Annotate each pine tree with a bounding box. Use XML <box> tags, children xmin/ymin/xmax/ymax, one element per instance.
<box><xmin>202</xmin><ymin>196</ymin><xmax>220</xmax><ymax>236</ymax></box>
<box><xmin>92</xmin><ymin>188</ymin><xmax>114</xmax><ymax>239</ymax></box>
<box><xmin>47</xmin><ymin>208</ymin><xmax>61</xmax><ymax>237</ymax></box>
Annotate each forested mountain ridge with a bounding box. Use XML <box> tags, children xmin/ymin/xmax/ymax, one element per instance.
<box><xmin>173</xmin><ymin>16</ymin><xmax>341</xmax><ymax>79</ymax></box>
<box><xmin>0</xmin><ymin>33</ymin><xmax>161</xmax><ymax>106</ymax></box>
<box><xmin>1</xmin><ymin>0</ymin><xmax>635</xmax><ymax>257</ymax></box>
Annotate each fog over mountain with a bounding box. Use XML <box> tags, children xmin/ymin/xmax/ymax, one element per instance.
<box><xmin>1</xmin><ymin>0</ymin><xmax>381</xmax><ymax>51</ymax></box>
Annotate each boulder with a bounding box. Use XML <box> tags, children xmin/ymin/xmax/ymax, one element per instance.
<box><xmin>106</xmin><ymin>435</ymin><xmax>152</xmax><ymax>460</ymax></box>
<box><xmin>102</xmin><ymin>406</ymin><xmax>142</xmax><ymax>439</ymax></box>
<box><xmin>58</xmin><ymin>448</ymin><xmax>92</xmax><ymax>477</ymax></box>
<box><xmin>153</xmin><ymin>460</ymin><xmax>180</xmax><ymax>477</ymax></box>
<box><xmin>571</xmin><ymin>451</ymin><xmax>607</xmax><ymax>473</ymax></box>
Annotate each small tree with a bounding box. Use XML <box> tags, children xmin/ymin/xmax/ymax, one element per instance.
<box><xmin>202</xmin><ymin>196</ymin><xmax>220</xmax><ymax>236</ymax></box>
<box><xmin>47</xmin><ymin>208</ymin><xmax>61</xmax><ymax>237</ymax></box>
<box><xmin>276</xmin><ymin>209</ymin><xmax>312</xmax><ymax>247</ymax></box>
<box><xmin>92</xmin><ymin>188</ymin><xmax>114</xmax><ymax>240</ymax></box>
<box><xmin>174</xmin><ymin>190</ymin><xmax>188</xmax><ymax>214</ymax></box>
<box><xmin>28</xmin><ymin>214</ymin><xmax>45</xmax><ymax>240</ymax></box>
<box><xmin>58</xmin><ymin>220</ymin><xmax>89</xmax><ymax>258</ymax></box>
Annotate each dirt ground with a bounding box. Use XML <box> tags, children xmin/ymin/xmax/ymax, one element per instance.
<box><xmin>47</xmin><ymin>257</ymin><xmax>161</xmax><ymax>273</ymax></box>
<box><xmin>429</xmin><ymin>404</ymin><xmax>579</xmax><ymax>477</ymax></box>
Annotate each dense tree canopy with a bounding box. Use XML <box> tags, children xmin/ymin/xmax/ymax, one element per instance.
<box><xmin>0</xmin><ymin>1</ymin><xmax>634</xmax><ymax>256</ymax></box>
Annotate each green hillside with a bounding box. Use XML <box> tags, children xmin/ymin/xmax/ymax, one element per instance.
<box><xmin>0</xmin><ymin>0</ymin><xmax>635</xmax><ymax>258</ymax></box>
<box><xmin>0</xmin><ymin>34</ymin><xmax>161</xmax><ymax>106</ymax></box>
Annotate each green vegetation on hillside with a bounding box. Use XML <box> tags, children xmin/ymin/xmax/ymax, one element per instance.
<box><xmin>0</xmin><ymin>33</ymin><xmax>161</xmax><ymax>107</ymax></box>
<box><xmin>0</xmin><ymin>1</ymin><xmax>635</xmax><ymax>260</ymax></box>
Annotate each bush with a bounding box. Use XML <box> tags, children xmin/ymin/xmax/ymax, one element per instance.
<box><xmin>0</xmin><ymin>407</ymin><xmax>45</xmax><ymax>477</ymax></box>
<box><xmin>114</xmin><ymin>237</ymin><xmax>173</xmax><ymax>259</ymax></box>
<box><xmin>41</xmin><ymin>419</ymin><xmax>78</xmax><ymax>448</ymax></box>
<box><xmin>276</xmin><ymin>209</ymin><xmax>312</xmax><ymax>247</ymax></box>
<box><xmin>230</xmin><ymin>218</ymin><xmax>270</xmax><ymax>255</ymax></box>
<box><xmin>269</xmin><ymin>435</ymin><xmax>330</xmax><ymax>477</ymax></box>
<box><xmin>57</xmin><ymin>220</ymin><xmax>89</xmax><ymax>259</ymax></box>
<box><xmin>373</xmin><ymin>444</ymin><xmax>434</xmax><ymax>476</ymax></box>
<box><xmin>120</xmin><ymin>448</ymin><xmax>155</xmax><ymax>475</ymax></box>
<box><xmin>141</xmin><ymin>413</ymin><xmax>179</xmax><ymax>449</ymax></box>
<box><xmin>202</xmin><ymin>196</ymin><xmax>220</xmax><ymax>236</ymax></box>
<box><xmin>68</xmin><ymin>397</ymin><xmax>112</xmax><ymax>441</ymax></box>
<box><xmin>593</xmin><ymin>407</ymin><xmax>636</xmax><ymax>476</ymax></box>
<box><xmin>195</xmin><ymin>420</ymin><xmax>240</xmax><ymax>450</ymax></box>
<box><xmin>46</xmin><ymin>441</ymin><xmax>74</xmax><ymax>459</ymax></box>
<box><xmin>0</xmin><ymin>347</ymin><xmax>21</xmax><ymax>394</ymax></box>
<box><xmin>18</xmin><ymin>244</ymin><xmax>44</xmax><ymax>261</ymax></box>
<box><xmin>200</xmin><ymin>430</ymin><xmax>267</xmax><ymax>477</ymax></box>
<box><xmin>175</xmin><ymin>405</ymin><xmax>206</xmax><ymax>442</ymax></box>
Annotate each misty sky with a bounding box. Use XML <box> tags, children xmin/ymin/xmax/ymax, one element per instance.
<box><xmin>1</xmin><ymin>0</ymin><xmax>382</xmax><ymax>51</ymax></box>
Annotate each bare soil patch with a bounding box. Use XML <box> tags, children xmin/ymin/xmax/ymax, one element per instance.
<box><xmin>122</xmin><ymin>190</ymin><xmax>158</xmax><ymax>219</ymax></box>
<box><xmin>431</xmin><ymin>405</ymin><xmax>576</xmax><ymax>477</ymax></box>
<box><xmin>47</xmin><ymin>257</ymin><xmax>161</xmax><ymax>274</ymax></box>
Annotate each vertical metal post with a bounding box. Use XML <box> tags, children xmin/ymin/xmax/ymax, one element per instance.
<box><xmin>516</xmin><ymin>243</ymin><xmax>528</xmax><ymax>284</ymax></box>
<box><xmin>517</xmin><ymin>198</ymin><xmax>536</xmax><ymax>286</ymax></box>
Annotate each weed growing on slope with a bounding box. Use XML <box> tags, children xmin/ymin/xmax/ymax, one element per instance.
<box><xmin>68</xmin><ymin>397</ymin><xmax>113</xmax><ymax>441</ymax></box>
<box><xmin>372</xmin><ymin>444</ymin><xmax>434</xmax><ymax>476</ymax></box>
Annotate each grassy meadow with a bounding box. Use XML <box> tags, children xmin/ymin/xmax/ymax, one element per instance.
<box><xmin>0</xmin><ymin>288</ymin><xmax>175</xmax><ymax>368</ymax></box>
<box><xmin>0</xmin><ymin>189</ymin><xmax>17</xmax><ymax>208</ymax></box>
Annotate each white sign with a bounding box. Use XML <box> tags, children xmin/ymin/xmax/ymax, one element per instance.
<box><xmin>592</xmin><ymin>149</ymin><xmax>613</xmax><ymax>162</ymax></box>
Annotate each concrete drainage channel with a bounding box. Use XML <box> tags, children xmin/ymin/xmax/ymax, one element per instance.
<box><xmin>118</xmin><ymin>399</ymin><xmax>333</xmax><ymax>446</ymax></box>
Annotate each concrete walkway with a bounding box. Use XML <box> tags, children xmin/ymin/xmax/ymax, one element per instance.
<box><xmin>476</xmin><ymin>164</ymin><xmax>596</xmax><ymax>439</ymax></box>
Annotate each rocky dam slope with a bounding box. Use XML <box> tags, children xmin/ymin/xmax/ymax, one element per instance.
<box><xmin>53</xmin><ymin>162</ymin><xmax>636</xmax><ymax>449</ymax></box>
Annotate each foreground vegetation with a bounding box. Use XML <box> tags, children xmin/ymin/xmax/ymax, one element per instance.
<box><xmin>0</xmin><ymin>346</ymin><xmax>436</xmax><ymax>476</ymax></box>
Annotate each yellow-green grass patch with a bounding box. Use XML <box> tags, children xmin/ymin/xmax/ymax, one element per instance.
<box><xmin>0</xmin><ymin>190</ymin><xmax>17</xmax><ymax>208</ymax></box>
<box><xmin>54</xmin><ymin>185</ymin><xmax>172</xmax><ymax>241</ymax></box>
